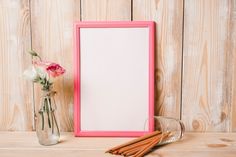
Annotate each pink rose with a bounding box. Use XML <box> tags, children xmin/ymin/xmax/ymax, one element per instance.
<box><xmin>46</xmin><ymin>63</ymin><xmax>65</xmax><ymax>77</ymax></box>
<box><xmin>33</xmin><ymin>61</ymin><xmax>65</xmax><ymax>78</ymax></box>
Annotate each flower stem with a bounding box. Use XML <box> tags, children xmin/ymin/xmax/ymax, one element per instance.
<box><xmin>51</xmin><ymin>112</ymin><xmax>54</xmax><ymax>134</ymax></box>
<box><xmin>52</xmin><ymin>111</ymin><xmax>60</xmax><ymax>136</ymax></box>
<box><xmin>39</xmin><ymin>111</ymin><xmax>44</xmax><ymax>130</ymax></box>
<box><xmin>46</xmin><ymin>97</ymin><xmax>54</xmax><ymax>133</ymax></box>
<box><xmin>44</xmin><ymin>98</ymin><xmax>51</xmax><ymax>128</ymax></box>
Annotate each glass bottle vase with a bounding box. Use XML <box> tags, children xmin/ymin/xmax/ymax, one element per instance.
<box><xmin>36</xmin><ymin>90</ymin><xmax>60</xmax><ymax>146</ymax></box>
<box><xmin>144</xmin><ymin>116</ymin><xmax>185</xmax><ymax>146</ymax></box>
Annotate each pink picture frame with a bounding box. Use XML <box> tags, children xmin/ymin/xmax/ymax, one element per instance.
<box><xmin>74</xmin><ymin>21</ymin><xmax>155</xmax><ymax>137</ymax></box>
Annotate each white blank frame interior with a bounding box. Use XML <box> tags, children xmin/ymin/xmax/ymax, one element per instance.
<box><xmin>74</xmin><ymin>21</ymin><xmax>155</xmax><ymax>137</ymax></box>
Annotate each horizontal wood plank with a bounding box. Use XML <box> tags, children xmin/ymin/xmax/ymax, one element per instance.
<box><xmin>0</xmin><ymin>132</ymin><xmax>235</xmax><ymax>157</ymax></box>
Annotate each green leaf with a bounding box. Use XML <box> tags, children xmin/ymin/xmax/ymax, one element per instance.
<box><xmin>33</xmin><ymin>78</ymin><xmax>40</xmax><ymax>83</ymax></box>
<box><xmin>28</xmin><ymin>50</ymin><xmax>38</xmax><ymax>57</ymax></box>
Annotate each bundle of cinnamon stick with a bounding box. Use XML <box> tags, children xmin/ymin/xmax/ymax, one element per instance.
<box><xmin>106</xmin><ymin>131</ymin><xmax>170</xmax><ymax>157</ymax></box>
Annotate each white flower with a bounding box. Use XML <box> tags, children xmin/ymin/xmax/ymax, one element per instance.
<box><xmin>23</xmin><ymin>66</ymin><xmax>40</xmax><ymax>82</ymax></box>
<box><xmin>35</xmin><ymin>66</ymin><xmax>47</xmax><ymax>79</ymax></box>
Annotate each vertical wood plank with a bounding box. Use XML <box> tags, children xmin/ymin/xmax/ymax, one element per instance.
<box><xmin>182</xmin><ymin>0</ymin><xmax>234</xmax><ymax>131</ymax></box>
<box><xmin>231</xmin><ymin>0</ymin><xmax>236</xmax><ymax>132</ymax></box>
<box><xmin>81</xmin><ymin>0</ymin><xmax>131</xmax><ymax>20</ymax></box>
<box><xmin>133</xmin><ymin>0</ymin><xmax>183</xmax><ymax>118</ymax></box>
<box><xmin>30</xmin><ymin>0</ymin><xmax>80</xmax><ymax>131</ymax></box>
<box><xmin>0</xmin><ymin>0</ymin><xmax>32</xmax><ymax>130</ymax></box>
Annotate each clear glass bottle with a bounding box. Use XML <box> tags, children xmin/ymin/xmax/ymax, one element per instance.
<box><xmin>144</xmin><ymin>116</ymin><xmax>185</xmax><ymax>146</ymax></box>
<box><xmin>36</xmin><ymin>90</ymin><xmax>60</xmax><ymax>146</ymax></box>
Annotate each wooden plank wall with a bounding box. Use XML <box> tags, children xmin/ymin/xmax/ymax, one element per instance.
<box><xmin>0</xmin><ymin>0</ymin><xmax>235</xmax><ymax>132</ymax></box>
<box><xmin>0</xmin><ymin>0</ymin><xmax>33</xmax><ymax>130</ymax></box>
<box><xmin>30</xmin><ymin>0</ymin><xmax>80</xmax><ymax>131</ymax></box>
<box><xmin>182</xmin><ymin>0</ymin><xmax>236</xmax><ymax>132</ymax></box>
<box><xmin>133</xmin><ymin>0</ymin><xmax>183</xmax><ymax>119</ymax></box>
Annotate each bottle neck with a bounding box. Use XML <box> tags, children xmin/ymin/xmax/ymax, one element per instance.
<box><xmin>42</xmin><ymin>90</ymin><xmax>57</xmax><ymax>98</ymax></box>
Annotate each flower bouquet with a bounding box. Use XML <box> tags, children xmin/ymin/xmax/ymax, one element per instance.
<box><xmin>24</xmin><ymin>50</ymin><xmax>65</xmax><ymax>145</ymax></box>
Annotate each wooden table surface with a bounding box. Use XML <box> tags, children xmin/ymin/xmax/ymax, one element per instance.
<box><xmin>0</xmin><ymin>132</ymin><xmax>235</xmax><ymax>157</ymax></box>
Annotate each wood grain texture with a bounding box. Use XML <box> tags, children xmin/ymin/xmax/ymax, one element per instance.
<box><xmin>81</xmin><ymin>0</ymin><xmax>131</xmax><ymax>20</ymax></box>
<box><xmin>231</xmin><ymin>0</ymin><xmax>236</xmax><ymax>132</ymax></box>
<box><xmin>133</xmin><ymin>0</ymin><xmax>183</xmax><ymax>118</ymax></box>
<box><xmin>0</xmin><ymin>0</ymin><xmax>236</xmax><ymax>132</ymax></box>
<box><xmin>182</xmin><ymin>0</ymin><xmax>234</xmax><ymax>132</ymax></box>
<box><xmin>30</xmin><ymin>0</ymin><xmax>81</xmax><ymax>131</ymax></box>
<box><xmin>0</xmin><ymin>0</ymin><xmax>33</xmax><ymax>130</ymax></box>
<box><xmin>0</xmin><ymin>132</ymin><xmax>235</xmax><ymax>157</ymax></box>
